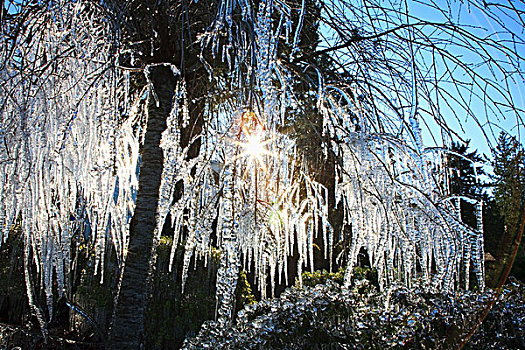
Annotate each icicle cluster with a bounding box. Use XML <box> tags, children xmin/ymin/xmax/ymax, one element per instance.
<box><xmin>325</xmin><ymin>129</ymin><xmax>485</xmax><ymax>291</ymax></box>
<box><xmin>148</xmin><ymin>0</ymin><xmax>488</xmax><ymax>320</ymax></box>
<box><xmin>169</xmin><ymin>1</ymin><xmax>485</xmax><ymax>306</ymax></box>
<box><xmin>0</xmin><ymin>1</ymin><xmax>138</xmax><ymax>323</ymax></box>
<box><xmin>155</xmin><ymin>1</ymin><xmax>341</xmax><ymax>319</ymax></box>
<box><xmin>0</xmin><ymin>0</ymin><xmax>490</xmax><ymax>331</ymax></box>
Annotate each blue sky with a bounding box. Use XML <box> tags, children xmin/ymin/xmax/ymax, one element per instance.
<box><xmin>316</xmin><ymin>0</ymin><xmax>524</xmax><ymax>164</ymax></box>
<box><xmin>411</xmin><ymin>0</ymin><xmax>525</xmax><ymax>158</ymax></box>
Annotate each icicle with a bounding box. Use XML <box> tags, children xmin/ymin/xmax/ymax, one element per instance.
<box><xmin>215</xmin><ymin>163</ymin><xmax>240</xmax><ymax>327</ymax></box>
<box><xmin>474</xmin><ymin>200</ymin><xmax>485</xmax><ymax>290</ymax></box>
<box><xmin>291</xmin><ymin>0</ymin><xmax>306</xmax><ymax>57</ymax></box>
<box><xmin>181</xmin><ymin>204</ymin><xmax>197</xmax><ymax>293</ymax></box>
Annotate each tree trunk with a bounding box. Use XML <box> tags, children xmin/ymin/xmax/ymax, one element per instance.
<box><xmin>110</xmin><ymin>65</ymin><xmax>176</xmax><ymax>349</ymax></box>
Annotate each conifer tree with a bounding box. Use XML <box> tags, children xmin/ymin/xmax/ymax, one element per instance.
<box><xmin>492</xmin><ymin>132</ymin><xmax>524</xmax><ymax>237</ymax></box>
<box><xmin>447</xmin><ymin>140</ymin><xmax>485</xmax><ymax>229</ymax></box>
<box><xmin>490</xmin><ymin>132</ymin><xmax>525</xmax><ymax>282</ymax></box>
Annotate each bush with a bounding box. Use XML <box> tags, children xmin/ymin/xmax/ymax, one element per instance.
<box><xmin>184</xmin><ymin>274</ymin><xmax>525</xmax><ymax>349</ymax></box>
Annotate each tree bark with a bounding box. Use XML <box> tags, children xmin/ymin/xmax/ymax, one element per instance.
<box><xmin>110</xmin><ymin>65</ymin><xmax>176</xmax><ymax>349</ymax></box>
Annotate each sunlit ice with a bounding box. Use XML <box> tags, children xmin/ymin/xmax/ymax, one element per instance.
<box><xmin>232</xmin><ymin>110</ymin><xmax>276</xmax><ymax>170</ymax></box>
<box><xmin>243</xmin><ymin>132</ymin><xmax>267</xmax><ymax>159</ymax></box>
<box><xmin>235</xmin><ymin>131</ymin><xmax>274</xmax><ymax>170</ymax></box>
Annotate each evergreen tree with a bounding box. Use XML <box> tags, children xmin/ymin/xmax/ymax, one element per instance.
<box><xmin>490</xmin><ymin>132</ymin><xmax>525</xmax><ymax>283</ymax></box>
<box><xmin>448</xmin><ymin>140</ymin><xmax>485</xmax><ymax>198</ymax></box>
<box><xmin>447</xmin><ymin>140</ymin><xmax>485</xmax><ymax>229</ymax></box>
<box><xmin>492</xmin><ymin>133</ymin><xmax>525</xmax><ymax>225</ymax></box>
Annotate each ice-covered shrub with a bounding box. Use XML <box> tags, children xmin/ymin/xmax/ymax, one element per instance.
<box><xmin>184</xmin><ymin>276</ymin><xmax>525</xmax><ymax>349</ymax></box>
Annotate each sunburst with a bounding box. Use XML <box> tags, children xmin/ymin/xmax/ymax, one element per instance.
<box><xmin>234</xmin><ymin>131</ymin><xmax>274</xmax><ymax>171</ymax></box>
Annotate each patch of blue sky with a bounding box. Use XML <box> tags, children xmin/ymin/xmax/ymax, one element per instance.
<box><xmin>409</xmin><ymin>0</ymin><xmax>524</xmax><ymax>157</ymax></box>
<box><xmin>316</xmin><ymin>0</ymin><xmax>524</xmax><ymax>165</ymax></box>
<box><xmin>4</xmin><ymin>0</ymin><xmax>24</xmax><ymax>15</ymax></box>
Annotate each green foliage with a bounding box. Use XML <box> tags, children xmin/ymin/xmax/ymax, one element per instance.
<box><xmin>144</xmin><ymin>239</ymin><xmax>219</xmax><ymax>349</ymax></box>
<box><xmin>352</xmin><ymin>266</ymin><xmax>379</xmax><ymax>287</ymax></box>
<box><xmin>447</xmin><ymin>141</ymin><xmax>486</xmax><ymax>230</ymax></box>
<box><xmin>511</xmin><ymin>243</ymin><xmax>525</xmax><ymax>284</ymax></box>
<box><xmin>489</xmin><ymin>132</ymin><xmax>525</xmax><ymax>283</ymax></box>
<box><xmin>491</xmin><ymin>132</ymin><xmax>524</xmax><ymax>231</ymax></box>
<box><xmin>0</xmin><ymin>221</ymin><xmax>27</xmax><ymax>324</ymax></box>
<box><xmin>301</xmin><ymin>268</ymin><xmax>345</xmax><ymax>287</ymax></box>
<box><xmin>209</xmin><ymin>247</ymin><xmax>221</xmax><ymax>264</ymax></box>
<box><xmin>74</xmin><ymin>280</ymin><xmax>113</xmax><ymax>309</ymax></box>
<box><xmin>146</xmin><ymin>285</ymin><xmax>217</xmax><ymax>349</ymax></box>
<box><xmin>68</xmin><ymin>234</ymin><xmax>119</xmax><ymax>340</ymax></box>
<box><xmin>447</xmin><ymin>140</ymin><xmax>485</xmax><ymax>198</ymax></box>
<box><xmin>300</xmin><ymin>267</ymin><xmax>378</xmax><ymax>290</ymax></box>
<box><xmin>156</xmin><ymin>235</ymin><xmax>174</xmax><ymax>261</ymax></box>
<box><xmin>236</xmin><ymin>270</ymin><xmax>256</xmax><ymax>308</ymax></box>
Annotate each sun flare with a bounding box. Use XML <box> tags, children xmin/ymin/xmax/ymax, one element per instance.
<box><xmin>235</xmin><ymin>132</ymin><xmax>273</xmax><ymax>169</ymax></box>
<box><xmin>244</xmin><ymin>133</ymin><xmax>265</xmax><ymax>158</ymax></box>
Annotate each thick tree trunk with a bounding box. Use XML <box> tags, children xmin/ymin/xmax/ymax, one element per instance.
<box><xmin>110</xmin><ymin>65</ymin><xmax>176</xmax><ymax>349</ymax></box>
